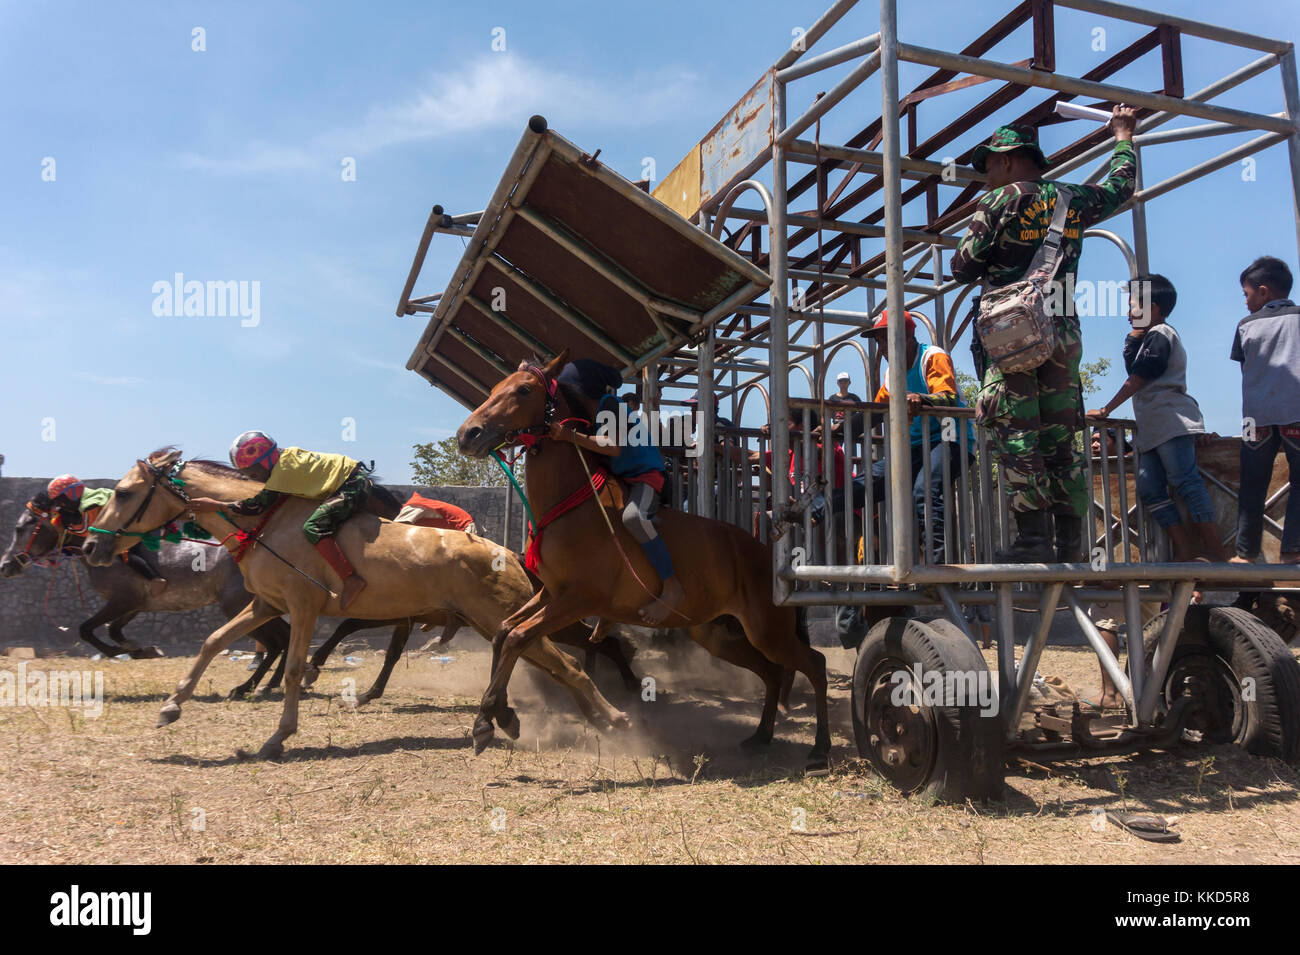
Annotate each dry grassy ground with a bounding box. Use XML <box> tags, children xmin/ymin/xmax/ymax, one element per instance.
<box><xmin>2</xmin><ymin>639</ymin><xmax>1299</xmax><ymax>864</ymax></box>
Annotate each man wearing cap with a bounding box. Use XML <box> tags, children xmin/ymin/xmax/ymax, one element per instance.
<box><xmin>826</xmin><ymin>371</ymin><xmax>864</xmax><ymax>446</ymax></box>
<box><xmin>860</xmin><ymin>311</ymin><xmax>974</xmax><ymax>564</ymax></box>
<box><xmin>950</xmin><ymin>106</ymin><xmax>1138</xmax><ymax>561</ymax></box>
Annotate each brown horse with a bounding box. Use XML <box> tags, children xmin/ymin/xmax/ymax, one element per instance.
<box><xmin>82</xmin><ymin>449</ymin><xmax>629</xmax><ymax>759</ymax></box>
<box><xmin>457</xmin><ymin>351</ymin><xmax>831</xmax><ymax>772</ymax></box>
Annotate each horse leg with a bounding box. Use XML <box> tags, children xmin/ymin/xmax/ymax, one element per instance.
<box><xmin>478</xmin><ymin>588</ymin><xmax>549</xmax><ymax>738</ymax></box>
<box><xmin>250</xmin><ymin>600</ymin><xmax>320</xmax><ymax>761</ymax></box>
<box><xmin>105</xmin><ymin>610</ymin><xmax>159</xmax><ymax>658</ymax></box>
<box><xmin>688</xmin><ymin>623</ymin><xmax>783</xmax><ymax>749</ymax></box>
<box><xmin>517</xmin><ymin>635</ymin><xmax>631</xmax><ymax>732</ymax></box>
<box><xmin>304</xmin><ymin>617</ymin><xmax>370</xmax><ymax>687</ymax></box>
<box><xmin>229</xmin><ymin>621</ymin><xmax>283</xmax><ymax>699</ymax></box>
<box><xmin>595</xmin><ymin>631</ymin><xmax>640</xmax><ymax>692</ymax></box>
<box><xmin>473</xmin><ymin>592</ymin><xmax>597</xmax><ymax>754</ymax></box>
<box><xmin>78</xmin><ymin>602</ymin><xmax>134</xmax><ymax>658</ymax></box>
<box><xmin>358</xmin><ymin>621</ymin><xmax>412</xmax><ymax>704</ymax></box>
<box><xmin>737</xmin><ymin>607</ymin><xmax>831</xmax><ymax>772</ymax></box>
<box><xmin>159</xmin><ymin>599</ymin><xmax>280</xmax><ymax>726</ymax></box>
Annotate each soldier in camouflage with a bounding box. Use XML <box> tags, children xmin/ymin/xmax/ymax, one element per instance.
<box><xmin>951</xmin><ymin>106</ymin><xmax>1138</xmax><ymax>562</ymax></box>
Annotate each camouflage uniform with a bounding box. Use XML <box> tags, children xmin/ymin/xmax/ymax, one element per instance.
<box><xmin>951</xmin><ymin>137</ymin><xmax>1136</xmax><ymax>515</ymax></box>
<box><xmin>231</xmin><ymin>465</ymin><xmax>373</xmax><ymax>544</ymax></box>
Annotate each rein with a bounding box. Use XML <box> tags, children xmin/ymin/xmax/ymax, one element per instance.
<box><xmin>489</xmin><ymin>371</ymin><xmax>688</xmax><ymax>621</ymax></box>
<box><xmin>86</xmin><ymin>458</ymin><xmax>336</xmax><ymax>595</ymax></box>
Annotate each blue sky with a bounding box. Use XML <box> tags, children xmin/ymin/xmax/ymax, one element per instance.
<box><xmin>3</xmin><ymin>0</ymin><xmax>1297</xmax><ymax>482</ymax></box>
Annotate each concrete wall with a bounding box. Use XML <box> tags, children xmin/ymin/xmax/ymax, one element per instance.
<box><xmin>0</xmin><ymin>477</ymin><xmax>524</xmax><ymax>653</ymax></box>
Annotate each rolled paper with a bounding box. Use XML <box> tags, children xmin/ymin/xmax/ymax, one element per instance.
<box><xmin>1053</xmin><ymin>101</ymin><xmax>1114</xmax><ymax>123</ymax></box>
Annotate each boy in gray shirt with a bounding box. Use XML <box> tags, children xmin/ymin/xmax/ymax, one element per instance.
<box><xmin>1088</xmin><ymin>274</ymin><xmax>1226</xmax><ymax>561</ymax></box>
<box><xmin>1231</xmin><ymin>255</ymin><xmax>1300</xmax><ymax>563</ymax></box>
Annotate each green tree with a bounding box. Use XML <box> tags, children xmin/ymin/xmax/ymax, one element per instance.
<box><xmin>410</xmin><ymin>436</ymin><xmax>515</xmax><ymax>487</ymax></box>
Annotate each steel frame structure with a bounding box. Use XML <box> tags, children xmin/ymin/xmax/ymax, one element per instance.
<box><xmin>399</xmin><ymin>0</ymin><xmax>1300</xmax><ymax>740</ymax></box>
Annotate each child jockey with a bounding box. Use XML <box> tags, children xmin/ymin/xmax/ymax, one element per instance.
<box><xmin>549</xmin><ymin>359</ymin><xmax>684</xmax><ymax>625</ymax></box>
<box><xmin>46</xmin><ymin>474</ymin><xmax>168</xmax><ymax>595</ymax></box>
<box><xmin>188</xmin><ymin>431</ymin><xmax>376</xmax><ymax>610</ymax></box>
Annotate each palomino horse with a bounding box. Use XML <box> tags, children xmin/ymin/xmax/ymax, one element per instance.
<box><xmin>82</xmin><ymin>449</ymin><xmax>628</xmax><ymax>758</ymax></box>
<box><xmin>457</xmin><ymin>351</ymin><xmax>832</xmax><ymax>772</ymax></box>
<box><xmin>2</xmin><ymin>491</ymin><xmax>293</xmax><ymax>695</ymax></box>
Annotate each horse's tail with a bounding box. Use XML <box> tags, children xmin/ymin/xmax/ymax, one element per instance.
<box><xmin>368</xmin><ymin>483</ymin><xmax>404</xmax><ymax>520</ymax></box>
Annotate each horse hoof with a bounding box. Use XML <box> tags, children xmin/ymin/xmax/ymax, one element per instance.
<box><xmin>805</xmin><ymin>753</ymin><xmax>830</xmax><ymax>777</ymax></box>
<box><xmin>355</xmin><ymin>693</ymin><xmax>374</xmax><ymax>707</ymax></box>
<box><xmin>301</xmin><ymin>665</ymin><xmax>319</xmax><ymax>688</ymax></box>
<box><xmin>131</xmin><ymin>646</ymin><xmax>164</xmax><ymax>660</ymax></box>
<box><xmin>609</xmin><ymin>712</ymin><xmax>631</xmax><ymax>730</ymax></box>
<box><xmin>257</xmin><ymin>741</ymin><xmax>285</xmax><ymax>761</ymax></box>
<box><xmin>740</xmin><ymin>730</ymin><xmax>773</xmax><ymax>751</ymax></box>
<box><xmin>156</xmin><ymin>703</ymin><xmax>181</xmax><ymax>727</ymax></box>
<box><xmin>496</xmin><ymin>708</ymin><xmax>521</xmax><ymax>740</ymax></box>
<box><xmin>472</xmin><ymin>720</ymin><xmax>495</xmax><ymax>755</ymax></box>
<box><xmin>227</xmin><ymin>686</ymin><xmax>249</xmax><ymax>701</ymax></box>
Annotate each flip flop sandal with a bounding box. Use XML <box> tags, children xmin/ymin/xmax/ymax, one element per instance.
<box><xmin>1106</xmin><ymin>811</ymin><xmax>1180</xmax><ymax>843</ymax></box>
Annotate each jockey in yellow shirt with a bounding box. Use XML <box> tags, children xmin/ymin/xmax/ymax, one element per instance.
<box><xmin>188</xmin><ymin>431</ymin><xmax>376</xmax><ymax>610</ymax></box>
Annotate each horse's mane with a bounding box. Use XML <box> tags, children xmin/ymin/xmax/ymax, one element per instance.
<box><xmin>148</xmin><ymin>448</ymin><xmax>259</xmax><ymax>484</ymax></box>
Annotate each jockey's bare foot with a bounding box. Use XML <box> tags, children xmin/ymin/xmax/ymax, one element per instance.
<box><xmin>1229</xmin><ymin>555</ymin><xmax>1255</xmax><ymax>564</ymax></box>
<box><xmin>339</xmin><ymin>574</ymin><xmax>366</xmax><ymax>612</ymax></box>
<box><xmin>638</xmin><ymin>577</ymin><xmax>685</xmax><ymax>626</ymax></box>
<box><xmin>149</xmin><ymin>577</ymin><xmax>167</xmax><ymax>597</ymax></box>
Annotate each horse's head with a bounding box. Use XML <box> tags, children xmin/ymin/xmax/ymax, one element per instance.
<box><xmin>456</xmin><ymin>349</ymin><xmax>568</xmax><ymax>458</ymax></box>
<box><xmin>82</xmin><ymin>448</ymin><xmax>187</xmax><ymax>566</ymax></box>
<box><xmin>1</xmin><ymin>495</ymin><xmax>64</xmax><ymax>577</ymax></box>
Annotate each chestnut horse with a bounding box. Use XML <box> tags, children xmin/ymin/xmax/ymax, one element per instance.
<box><xmin>457</xmin><ymin>350</ymin><xmax>831</xmax><ymax>772</ymax></box>
<box><xmin>82</xmin><ymin>448</ymin><xmax>629</xmax><ymax>759</ymax></box>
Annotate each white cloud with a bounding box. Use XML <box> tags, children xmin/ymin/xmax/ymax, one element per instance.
<box><xmin>180</xmin><ymin>54</ymin><xmax>704</xmax><ymax>174</ymax></box>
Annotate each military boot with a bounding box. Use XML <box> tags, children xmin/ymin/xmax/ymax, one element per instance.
<box><xmin>1054</xmin><ymin>513</ymin><xmax>1084</xmax><ymax>563</ymax></box>
<box><xmin>994</xmin><ymin>510</ymin><xmax>1055</xmax><ymax>563</ymax></box>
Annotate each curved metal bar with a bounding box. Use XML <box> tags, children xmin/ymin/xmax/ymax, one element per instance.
<box><xmin>1083</xmin><ymin>228</ymin><xmax>1139</xmax><ymax>279</ymax></box>
<box><xmin>818</xmin><ymin>339</ymin><xmax>872</xmax><ymax>396</ymax></box>
<box><xmin>734</xmin><ymin>381</ymin><xmax>771</xmax><ymax>421</ymax></box>
<box><xmin>788</xmin><ymin>361</ymin><xmax>815</xmax><ymax>401</ymax></box>
<box><xmin>944</xmin><ymin>283</ymin><xmax>976</xmax><ymax>344</ymax></box>
<box><xmin>711</xmin><ymin>179</ymin><xmax>776</xmax><ymax>240</ymax></box>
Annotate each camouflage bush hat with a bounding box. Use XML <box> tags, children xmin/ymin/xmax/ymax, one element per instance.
<box><xmin>969</xmin><ymin>123</ymin><xmax>1051</xmax><ymax>174</ymax></box>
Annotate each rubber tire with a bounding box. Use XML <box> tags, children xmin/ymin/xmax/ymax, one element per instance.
<box><xmin>851</xmin><ymin>616</ymin><xmax>1004</xmax><ymax>802</ymax></box>
<box><xmin>1142</xmin><ymin>605</ymin><xmax>1300</xmax><ymax>764</ymax></box>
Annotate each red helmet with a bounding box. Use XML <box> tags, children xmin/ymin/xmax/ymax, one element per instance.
<box><xmin>47</xmin><ymin>474</ymin><xmax>85</xmax><ymax>501</ymax></box>
<box><xmin>229</xmin><ymin>431</ymin><xmax>280</xmax><ymax>471</ymax></box>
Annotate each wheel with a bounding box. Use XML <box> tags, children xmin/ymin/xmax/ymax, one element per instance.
<box><xmin>1143</xmin><ymin>606</ymin><xmax>1300</xmax><ymax>764</ymax></box>
<box><xmin>851</xmin><ymin>616</ymin><xmax>1004</xmax><ymax>801</ymax></box>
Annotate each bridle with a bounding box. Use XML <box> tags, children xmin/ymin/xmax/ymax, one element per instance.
<box><xmin>86</xmin><ymin>459</ymin><xmax>192</xmax><ymax>542</ymax></box>
<box><xmin>8</xmin><ymin>503</ymin><xmax>76</xmax><ymax>570</ymax></box>
<box><xmin>494</xmin><ymin>364</ymin><xmax>560</xmax><ymax>454</ymax></box>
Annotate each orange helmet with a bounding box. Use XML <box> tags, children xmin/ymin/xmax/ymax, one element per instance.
<box><xmin>47</xmin><ymin>474</ymin><xmax>85</xmax><ymax>501</ymax></box>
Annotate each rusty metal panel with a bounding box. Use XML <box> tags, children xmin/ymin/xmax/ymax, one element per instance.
<box><xmin>403</xmin><ymin>123</ymin><xmax>770</xmax><ymax>405</ymax></box>
<box><xmin>700</xmin><ymin>69</ymin><xmax>775</xmax><ymax>207</ymax></box>
<box><xmin>524</xmin><ymin>150</ymin><xmax>753</xmax><ymax>312</ymax></box>
<box><xmin>652</xmin><ymin>143</ymin><xmax>702</xmax><ymax>220</ymax></box>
